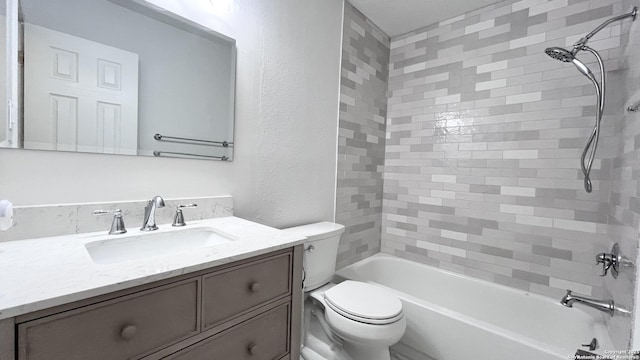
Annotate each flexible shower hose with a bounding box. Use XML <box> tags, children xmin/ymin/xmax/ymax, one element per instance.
<box><xmin>580</xmin><ymin>46</ymin><xmax>606</xmax><ymax>193</ymax></box>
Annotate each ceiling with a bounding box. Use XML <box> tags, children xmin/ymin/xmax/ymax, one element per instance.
<box><xmin>349</xmin><ymin>0</ymin><xmax>506</xmax><ymax>37</ymax></box>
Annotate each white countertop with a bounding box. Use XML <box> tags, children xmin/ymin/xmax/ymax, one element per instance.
<box><xmin>0</xmin><ymin>216</ymin><xmax>306</xmax><ymax>320</ymax></box>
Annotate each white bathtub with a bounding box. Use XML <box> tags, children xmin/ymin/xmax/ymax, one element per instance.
<box><xmin>335</xmin><ymin>253</ymin><xmax>614</xmax><ymax>360</ymax></box>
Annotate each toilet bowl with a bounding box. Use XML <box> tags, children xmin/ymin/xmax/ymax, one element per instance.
<box><xmin>310</xmin><ymin>281</ymin><xmax>406</xmax><ymax>360</ymax></box>
<box><xmin>283</xmin><ymin>222</ymin><xmax>406</xmax><ymax>360</ymax></box>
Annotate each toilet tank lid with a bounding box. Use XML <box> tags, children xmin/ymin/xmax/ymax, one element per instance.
<box><xmin>282</xmin><ymin>222</ymin><xmax>345</xmax><ymax>241</ymax></box>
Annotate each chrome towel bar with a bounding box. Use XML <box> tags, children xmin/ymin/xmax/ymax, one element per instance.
<box><xmin>154</xmin><ymin>133</ymin><xmax>233</xmax><ymax>147</ymax></box>
<box><xmin>153</xmin><ymin>151</ymin><xmax>229</xmax><ymax>161</ymax></box>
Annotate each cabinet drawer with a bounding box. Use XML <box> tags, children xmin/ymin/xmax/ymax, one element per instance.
<box><xmin>166</xmin><ymin>304</ymin><xmax>290</xmax><ymax>360</ymax></box>
<box><xmin>202</xmin><ymin>252</ymin><xmax>292</xmax><ymax>328</ymax></box>
<box><xmin>18</xmin><ymin>278</ymin><xmax>200</xmax><ymax>360</ymax></box>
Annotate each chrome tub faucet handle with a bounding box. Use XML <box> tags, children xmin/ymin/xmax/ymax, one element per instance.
<box><xmin>596</xmin><ymin>252</ymin><xmax>615</xmax><ymax>277</ymax></box>
<box><xmin>596</xmin><ymin>243</ymin><xmax>635</xmax><ymax>278</ymax></box>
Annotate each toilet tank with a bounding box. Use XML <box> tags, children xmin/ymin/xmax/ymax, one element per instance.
<box><xmin>282</xmin><ymin>222</ymin><xmax>345</xmax><ymax>291</ymax></box>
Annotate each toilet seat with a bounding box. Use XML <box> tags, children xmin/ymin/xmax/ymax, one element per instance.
<box><xmin>323</xmin><ymin>281</ymin><xmax>403</xmax><ymax>325</ymax></box>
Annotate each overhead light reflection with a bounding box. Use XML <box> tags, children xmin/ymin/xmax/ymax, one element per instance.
<box><xmin>209</xmin><ymin>0</ymin><xmax>238</xmax><ymax>16</ymax></box>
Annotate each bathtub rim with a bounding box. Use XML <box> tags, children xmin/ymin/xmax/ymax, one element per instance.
<box><xmin>337</xmin><ymin>253</ymin><xmax>605</xmax><ymax>313</ymax></box>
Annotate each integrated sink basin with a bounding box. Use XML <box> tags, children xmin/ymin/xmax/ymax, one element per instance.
<box><xmin>85</xmin><ymin>227</ymin><xmax>236</xmax><ymax>264</ymax></box>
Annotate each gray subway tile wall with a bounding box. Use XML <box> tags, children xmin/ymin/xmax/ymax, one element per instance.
<box><xmin>336</xmin><ymin>2</ymin><xmax>390</xmax><ymax>268</ymax></box>
<box><xmin>337</xmin><ymin>0</ymin><xmax>640</xmax><ymax>348</ymax></box>
<box><xmin>382</xmin><ymin>0</ymin><xmax>625</xmax><ymax>304</ymax></box>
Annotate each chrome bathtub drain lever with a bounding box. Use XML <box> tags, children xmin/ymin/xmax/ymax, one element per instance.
<box><xmin>581</xmin><ymin>338</ymin><xmax>598</xmax><ymax>351</ymax></box>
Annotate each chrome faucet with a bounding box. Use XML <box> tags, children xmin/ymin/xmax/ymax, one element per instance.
<box><xmin>140</xmin><ymin>196</ymin><xmax>165</xmax><ymax>231</ymax></box>
<box><xmin>560</xmin><ymin>290</ymin><xmax>614</xmax><ymax>316</ymax></box>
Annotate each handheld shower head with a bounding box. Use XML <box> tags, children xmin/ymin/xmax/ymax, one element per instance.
<box><xmin>545</xmin><ymin>47</ymin><xmax>574</xmax><ymax>63</ymax></box>
<box><xmin>545</xmin><ymin>47</ymin><xmax>597</xmax><ymax>83</ymax></box>
<box><xmin>571</xmin><ymin>58</ymin><xmax>596</xmax><ymax>82</ymax></box>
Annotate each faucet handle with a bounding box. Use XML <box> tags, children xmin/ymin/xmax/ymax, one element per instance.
<box><xmin>93</xmin><ymin>209</ymin><xmax>122</xmax><ymax>215</ymax></box>
<box><xmin>179</xmin><ymin>204</ymin><xmax>198</xmax><ymax>209</ymax></box>
<box><xmin>596</xmin><ymin>243</ymin><xmax>628</xmax><ymax>278</ymax></box>
<box><xmin>596</xmin><ymin>253</ymin><xmax>613</xmax><ymax>276</ymax></box>
<box><xmin>172</xmin><ymin>204</ymin><xmax>197</xmax><ymax>227</ymax></box>
<box><xmin>596</xmin><ymin>253</ymin><xmax>614</xmax><ymax>277</ymax></box>
<box><xmin>93</xmin><ymin>209</ymin><xmax>127</xmax><ymax>235</ymax></box>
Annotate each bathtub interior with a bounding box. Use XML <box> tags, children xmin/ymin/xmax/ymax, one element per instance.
<box><xmin>335</xmin><ymin>253</ymin><xmax>615</xmax><ymax>358</ymax></box>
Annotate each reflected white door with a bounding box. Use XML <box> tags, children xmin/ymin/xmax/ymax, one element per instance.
<box><xmin>24</xmin><ymin>24</ymin><xmax>139</xmax><ymax>155</ymax></box>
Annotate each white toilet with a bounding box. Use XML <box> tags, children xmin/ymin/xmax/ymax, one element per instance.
<box><xmin>283</xmin><ymin>222</ymin><xmax>406</xmax><ymax>360</ymax></box>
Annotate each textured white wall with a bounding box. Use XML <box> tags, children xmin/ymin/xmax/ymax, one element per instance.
<box><xmin>0</xmin><ymin>0</ymin><xmax>344</xmax><ymax>229</ymax></box>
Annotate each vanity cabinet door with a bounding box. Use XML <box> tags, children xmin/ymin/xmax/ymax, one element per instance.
<box><xmin>201</xmin><ymin>252</ymin><xmax>292</xmax><ymax>328</ymax></box>
<box><xmin>18</xmin><ymin>278</ymin><xmax>200</xmax><ymax>360</ymax></box>
<box><xmin>165</xmin><ymin>304</ymin><xmax>290</xmax><ymax>360</ymax></box>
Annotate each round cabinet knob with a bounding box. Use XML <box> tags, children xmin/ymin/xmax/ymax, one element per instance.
<box><xmin>247</xmin><ymin>343</ymin><xmax>258</xmax><ymax>355</ymax></box>
<box><xmin>120</xmin><ymin>324</ymin><xmax>137</xmax><ymax>341</ymax></box>
<box><xmin>249</xmin><ymin>282</ymin><xmax>261</xmax><ymax>293</ymax></box>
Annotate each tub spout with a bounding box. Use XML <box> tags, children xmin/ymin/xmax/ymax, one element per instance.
<box><xmin>560</xmin><ymin>290</ymin><xmax>614</xmax><ymax>316</ymax></box>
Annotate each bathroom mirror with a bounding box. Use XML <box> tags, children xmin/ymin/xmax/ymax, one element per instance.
<box><xmin>2</xmin><ymin>0</ymin><xmax>236</xmax><ymax>161</ymax></box>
